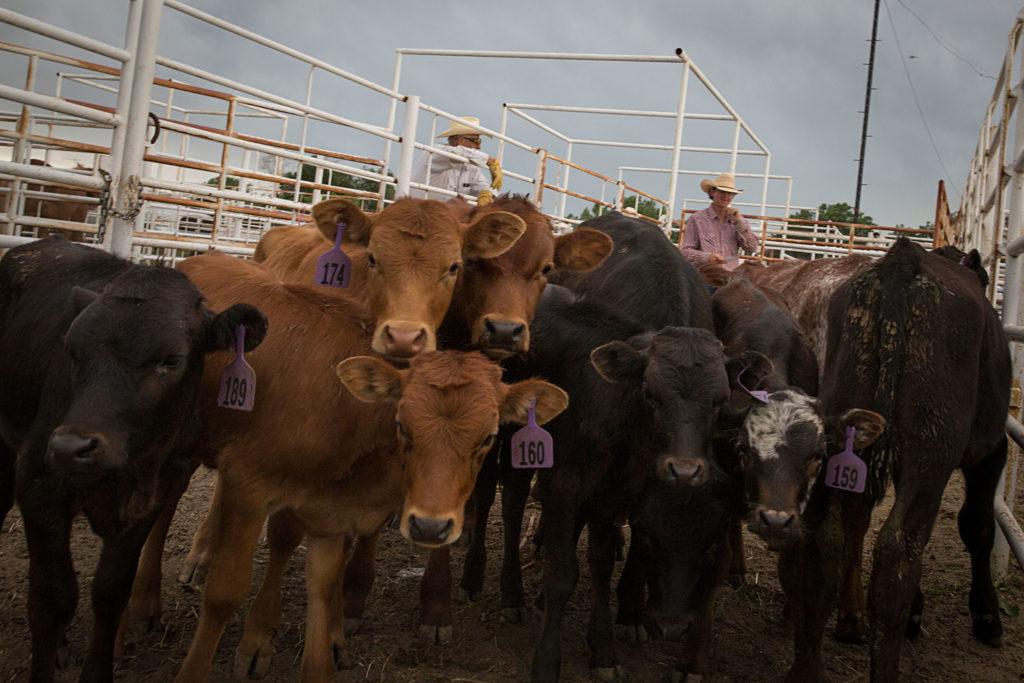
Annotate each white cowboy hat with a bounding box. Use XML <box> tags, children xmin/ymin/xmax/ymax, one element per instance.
<box><xmin>437</xmin><ymin>116</ymin><xmax>490</xmax><ymax>139</ymax></box>
<box><xmin>700</xmin><ymin>172</ymin><xmax>742</xmax><ymax>194</ymax></box>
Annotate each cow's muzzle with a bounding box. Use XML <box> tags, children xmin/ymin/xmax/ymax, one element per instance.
<box><xmin>47</xmin><ymin>427</ymin><xmax>112</xmax><ymax>479</ymax></box>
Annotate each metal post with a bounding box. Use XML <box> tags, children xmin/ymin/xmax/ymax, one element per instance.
<box><xmin>293</xmin><ymin>66</ymin><xmax>315</xmax><ymax>206</ymax></box>
<box><xmin>665</xmin><ymin>61</ymin><xmax>690</xmax><ymax>235</ymax></box>
<box><xmin>532</xmin><ymin>149</ymin><xmax>547</xmax><ymax>208</ymax></box>
<box><xmin>6</xmin><ymin>54</ymin><xmax>37</xmax><ymax>236</ymax></box>
<box><xmin>109</xmin><ymin>0</ymin><xmax>164</xmax><ymax>258</ymax></box>
<box><xmin>615</xmin><ymin>180</ymin><xmax>625</xmax><ymax>211</ymax></box>
<box><xmin>854</xmin><ymin>0</ymin><xmax>881</xmax><ymax>222</ymax></box>
<box><xmin>211</xmin><ymin>97</ymin><xmax>235</xmax><ymax>240</ymax></box>
<box><xmin>44</xmin><ymin>72</ymin><xmax>60</xmax><ymax>168</ymax></box>
<box><xmin>107</xmin><ymin>0</ymin><xmax>142</xmax><ymax>211</ymax></box>
<box><xmin>557</xmin><ymin>141</ymin><xmax>572</xmax><ymax>218</ymax></box>
<box><xmin>759</xmin><ymin>152</ymin><xmax>771</xmax><ymax>250</ymax></box>
<box><xmin>729</xmin><ymin>119</ymin><xmax>741</xmax><ymax>174</ymax></box>
<box><xmin>395</xmin><ymin>95</ymin><xmax>419</xmax><ymax>197</ymax></box>
<box><xmin>378</xmin><ymin>51</ymin><xmax>403</xmax><ymax>206</ymax></box>
<box><xmin>498</xmin><ymin>103</ymin><xmax>508</xmax><ymax>165</ymax></box>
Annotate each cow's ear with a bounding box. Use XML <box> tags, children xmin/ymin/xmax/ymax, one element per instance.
<box><xmin>590</xmin><ymin>341</ymin><xmax>645</xmax><ymax>384</ymax></box>
<box><xmin>961</xmin><ymin>249</ymin><xmax>982</xmax><ymax>271</ymax></box>
<box><xmin>724</xmin><ymin>350</ymin><xmax>773</xmax><ymax>414</ymax></box>
<box><xmin>462</xmin><ymin>210</ymin><xmax>526</xmax><ymax>260</ymax></box>
<box><xmin>553</xmin><ymin>228</ymin><xmax>612</xmax><ymax>272</ymax></box>
<box><xmin>203</xmin><ymin>304</ymin><xmax>268</xmax><ymax>353</ymax></box>
<box><xmin>336</xmin><ymin>356</ymin><xmax>407</xmax><ymax>403</ymax></box>
<box><xmin>312</xmin><ymin>198</ymin><xmax>374</xmax><ymax>246</ymax></box>
<box><xmin>501</xmin><ymin>379</ymin><xmax>569</xmax><ymax>425</ymax></box>
<box><xmin>827</xmin><ymin>409</ymin><xmax>885</xmax><ymax>450</ymax></box>
<box><xmin>71</xmin><ymin>286</ymin><xmax>100</xmax><ymax>313</ymax></box>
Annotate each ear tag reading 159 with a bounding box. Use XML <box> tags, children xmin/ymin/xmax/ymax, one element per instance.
<box><xmin>825</xmin><ymin>426</ymin><xmax>866</xmax><ymax>494</ymax></box>
<box><xmin>736</xmin><ymin>366</ymin><xmax>769</xmax><ymax>404</ymax></box>
<box><xmin>218</xmin><ymin>325</ymin><xmax>256</xmax><ymax>411</ymax></box>
<box><xmin>314</xmin><ymin>221</ymin><xmax>351</xmax><ymax>288</ymax></box>
<box><xmin>511</xmin><ymin>400</ymin><xmax>554</xmax><ymax>469</ymax></box>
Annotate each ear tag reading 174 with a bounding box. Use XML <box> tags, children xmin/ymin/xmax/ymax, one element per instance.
<box><xmin>511</xmin><ymin>400</ymin><xmax>554</xmax><ymax>469</ymax></box>
<box><xmin>218</xmin><ymin>325</ymin><xmax>256</xmax><ymax>412</ymax></box>
<box><xmin>314</xmin><ymin>221</ymin><xmax>351</xmax><ymax>288</ymax></box>
<box><xmin>825</xmin><ymin>426</ymin><xmax>866</xmax><ymax>494</ymax></box>
<box><xmin>736</xmin><ymin>366</ymin><xmax>769</xmax><ymax>404</ymax></box>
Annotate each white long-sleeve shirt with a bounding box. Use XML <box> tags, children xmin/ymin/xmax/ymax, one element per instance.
<box><xmin>410</xmin><ymin>144</ymin><xmax>490</xmax><ymax>200</ymax></box>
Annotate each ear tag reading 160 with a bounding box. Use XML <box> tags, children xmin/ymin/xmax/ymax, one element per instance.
<box><xmin>314</xmin><ymin>221</ymin><xmax>351</xmax><ymax>288</ymax></box>
<box><xmin>511</xmin><ymin>400</ymin><xmax>554</xmax><ymax>469</ymax></box>
<box><xmin>825</xmin><ymin>426</ymin><xmax>866</xmax><ymax>494</ymax></box>
<box><xmin>218</xmin><ymin>325</ymin><xmax>256</xmax><ymax>412</ymax></box>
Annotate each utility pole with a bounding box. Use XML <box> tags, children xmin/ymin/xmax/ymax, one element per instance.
<box><xmin>854</xmin><ymin>0</ymin><xmax>881</xmax><ymax>223</ymax></box>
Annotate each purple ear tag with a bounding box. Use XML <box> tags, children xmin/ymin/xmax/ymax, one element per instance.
<box><xmin>825</xmin><ymin>426</ymin><xmax>867</xmax><ymax>494</ymax></box>
<box><xmin>314</xmin><ymin>221</ymin><xmax>352</xmax><ymax>288</ymax></box>
<box><xmin>217</xmin><ymin>325</ymin><xmax>256</xmax><ymax>411</ymax></box>
<box><xmin>510</xmin><ymin>400</ymin><xmax>554</xmax><ymax>469</ymax></box>
<box><xmin>736</xmin><ymin>366</ymin><xmax>769</xmax><ymax>404</ymax></box>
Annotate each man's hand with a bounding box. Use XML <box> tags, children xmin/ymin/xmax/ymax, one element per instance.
<box><xmin>486</xmin><ymin>157</ymin><xmax>503</xmax><ymax>190</ymax></box>
<box><xmin>477</xmin><ymin>189</ymin><xmax>494</xmax><ymax>206</ymax></box>
<box><xmin>724</xmin><ymin>206</ymin><xmax>741</xmax><ymax>222</ymax></box>
<box><xmin>708</xmin><ymin>253</ymin><xmax>726</xmax><ymax>265</ymax></box>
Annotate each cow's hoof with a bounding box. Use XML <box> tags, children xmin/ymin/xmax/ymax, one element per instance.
<box><xmin>971</xmin><ymin>613</ymin><xmax>1004</xmax><ymax>647</ymax></box>
<box><xmin>592</xmin><ymin>664</ymin><xmax>627</xmax><ymax>681</ymax></box>
<box><xmin>177</xmin><ymin>561</ymin><xmax>206</xmax><ymax>590</ymax></box>
<box><xmin>669</xmin><ymin>670</ymin><xmax>702</xmax><ymax>683</ymax></box>
<box><xmin>501</xmin><ymin>606</ymin><xmax>527</xmax><ymax>624</ymax></box>
<box><xmin>615</xmin><ymin>624</ymin><xmax>648</xmax><ymax>644</ymax></box>
<box><xmin>332</xmin><ymin>643</ymin><xmax>352</xmax><ymax>670</ymax></box>
<box><xmin>234</xmin><ymin>641</ymin><xmax>273</xmax><ymax>679</ymax></box>
<box><xmin>418</xmin><ymin>624</ymin><xmax>453</xmax><ymax>645</ymax></box>
<box><xmin>459</xmin><ymin>587</ymin><xmax>482</xmax><ymax>603</ymax></box>
<box><xmin>833</xmin><ymin>611</ymin><xmax>867</xmax><ymax>644</ymax></box>
<box><xmin>726</xmin><ymin>572</ymin><xmax>746</xmax><ymax>588</ymax></box>
<box><xmin>56</xmin><ymin>645</ymin><xmax>79</xmax><ymax>669</ymax></box>
<box><xmin>343</xmin><ymin>617</ymin><xmax>363</xmax><ymax>637</ymax></box>
<box><xmin>905</xmin><ymin>613</ymin><xmax>922</xmax><ymax>641</ymax></box>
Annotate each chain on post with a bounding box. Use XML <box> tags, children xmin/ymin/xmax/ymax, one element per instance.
<box><xmin>98</xmin><ymin>169</ymin><xmax>144</xmax><ymax>244</ymax></box>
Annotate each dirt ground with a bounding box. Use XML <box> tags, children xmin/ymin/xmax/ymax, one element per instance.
<box><xmin>1</xmin><ymin>463</ymin><xmax>1023</xmax><ymax>682</ymax></box>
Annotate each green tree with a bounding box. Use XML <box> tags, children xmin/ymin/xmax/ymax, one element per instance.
<box><xmin>567</xmin><ymin>195</ymin><xmax>661</xmax><ymax>222</ymax></box>
<box><xmin>277</xmin><ymin>164</ymin><xmax>394</xmax><ymax>209</ymax></box>
<box><xmin>205</xmin><ymin>175</ymin><xmax>240</xmax><ymax>190</ymax></box>
<box><xmin>790</xmin><ymin>202</ymin><xmax>874</xmax><ymax>226</ymax></box>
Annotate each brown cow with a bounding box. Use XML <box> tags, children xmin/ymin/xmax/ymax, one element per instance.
<box><xmin>168</xmin><ymin>252</ymin><xmax>567</xmax><ymax>680</ymax></box>
<box><xmin>1</xmin><ymin>159</ymin><xmax>97</xmax><ymax>242</ymax></box>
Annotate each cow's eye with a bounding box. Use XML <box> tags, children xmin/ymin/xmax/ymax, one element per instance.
<box><xmin>448</xmin><ymin>261</ymin><xmax>461</xmax><ymax>275</ymax></box>
<box><xmin>396</xmin><ymin>421</ymin><xmax>411</xmax><ymax>447</ymax></box>
<box><xmin>541</xmin><ymin>263</ymin><xmax>554</xmax><ymax>276</ymax></box>
<box><xmin>479</xmin><ymin>433</ymin><xmax>497</xmax><ymax>451</ymax></box>
<box><xmin>157</xmin><ymin>355</ymin><xmax>185</xmax><ymax>373</ymax></box>
<box><xmin>367</xmin><ymin>253</ymin><xmax>377</xmax><ymax>269</ymax></box>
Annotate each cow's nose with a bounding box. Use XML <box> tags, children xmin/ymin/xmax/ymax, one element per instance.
<box><xmin>407</xmin><ymin>514</ymin><xmax>454</xmax><ymax>545</ymax></box>
<box><xmin>759</xmin><ymin>509</ymin><xmax>795</xmax><ymax>532</ymax></box>
<box><xmin>662</xmin><ymin>457</ymin><xmax>705</xmax><ymax>486</ymax></box>
<box><xmin>383</xmin><ymin>324</ymin><xmax>428</xmax><ymax>358</ymax></box>
<box><xmin>482</xmin><ymin>318</ymin><xmax>526</xmax><ymax>350</ymax></box>
<box><xmin>49</xmin><ymin>430</ymin><xmax>101</xmax><ymax>468</ymax></box>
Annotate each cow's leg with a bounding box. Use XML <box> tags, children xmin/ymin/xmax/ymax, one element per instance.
<box><xmin>234</xmin><ymin>510</ymin><xmax>304</xmax><ymax>679</ymax></box>
<box><xmin>614</xmin><ymin>534</ymin><xmax>648</xmax><ymax>644</ymax></box>
<box><xmin>905</xmin><ymin>586</ymin><xmax>925</xmax><ymax>640</ymax></box>
<box><xmin>341</xmin><ymin>530</ymin><xmax>380</xmax><ymax>636</ymax></box>
<box><xmin>958</xmin><ymin>437</ymin><xmax>1007</xmax><ymax>646</ymax></box>
<box><xmin>531</xmin><ymin>501</ymin><xmax>583</xmax><ymax>683</ymax></box>
<box><xmin>128</xmin><ymin>462</ymin><xmax>198</xmax><ymax>634</ymax></box>
<box><xmin>726</xmin><ymin>518</ymin><xmax>746</xmax><ymax>587</ymax></box>
<box><xmin>499</xmin><ymin>467</ymin><xmax>533</xmax><ymax>622</ymax></box>
<box><xmin>0</xmin><ymin>439</ymin><xmax>14</xmax><ymax>531</ymax></box>
<box><xmin>834</xmin><ymin>495</ymin><xmax>873</xmax><ymax>644</ymax></box>
<box><xmin>418</xmin><ymin>545</ymin><xmax>453</xmax><ymax>644</ymax></box>
<box><xmin>585</xmin><ymin>516</ymin><xmax>623</xmax><ymax>679</ymax></box>
<box><xmin>867</xmin><ymin>480</ymin><xmax>947</xmax><ymax>682</ymax></box>
<box><xmin>80</xmin><ymin>512</ymin><xmax>161</xmax><ymax>682</ymax></box>
<box><xmin>174</xmin><ymin>487</ymin><xmax>263</xmax><ymax>682</ymax></box>
<box><xmin>178</xmin><ymin>471</ymin><xmax>221</xmax><ymax>587</ymax></box>
<box><xmin>301</xmin><ymin>534</ymin><xmax>349</xmax><ymax>681</ymax></box>
<box><xmin>21</xmin><ymin>481</ymin><xmax>77</xmax><ymax>682</ymax></box>
<box><xmin>780</xmin><ymin>497</ymin><xmax>844</xmax><ymax>683</ymax></box>
<box><xmin>459</xmin><ymin>449</ymin><xmax>498</xmax><ymax>601</ymax></box>
<box><xmin>672</xmin><ymin>542</ymin><xmax>730</xmax><ymax>682</ymax></box>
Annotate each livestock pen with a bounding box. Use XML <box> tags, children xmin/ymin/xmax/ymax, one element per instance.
<box><xmin>0</xmin><ymin>1</ymin><xmax>1021</xmax><ymax>681</ymax></box>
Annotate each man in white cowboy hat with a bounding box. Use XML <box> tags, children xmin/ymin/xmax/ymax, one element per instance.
<box><xmin>680</xmin><ymin>172</ymin><xmax>759</xmax><ymax>268</ymax></box>
<box><xmin>411</xmin><ymin>116</ymin><xmax>503</xmax><ymax>203</ymax></box>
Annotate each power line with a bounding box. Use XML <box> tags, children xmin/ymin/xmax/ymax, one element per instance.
<box><xmin>895</xmin><ymin>0</ymin><xmax>996</xmax><ymax>80</ymax></box>
<box><xmin>883</xmin><ymin>0</ymin><xmax>961</xmax><ymax>203</ymax></box>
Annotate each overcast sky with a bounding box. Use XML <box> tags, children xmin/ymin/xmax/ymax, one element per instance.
<box><xmin>2</xmin><ymin>0</ymin><xmax>1021</xmax><ymax>227</ymax></box>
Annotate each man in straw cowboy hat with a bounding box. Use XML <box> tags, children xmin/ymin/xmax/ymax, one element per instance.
<box><xmin>411</xmin><ymin>116</ymin><xmax>503</xmax><ymax>204</ymax></box>
<box><xmin>680</xmin><ymin>172</ymin><xmax>759</xmax><ymax>269</ymax></box>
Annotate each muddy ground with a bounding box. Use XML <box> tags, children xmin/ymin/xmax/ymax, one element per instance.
<box><xmin>1</xmin><ymin>464</ymin><xmax>1023</xmax><ymax>682</ymax></box>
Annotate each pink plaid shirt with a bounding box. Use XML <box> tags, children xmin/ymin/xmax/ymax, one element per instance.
<box><xmin>680</xmin><ymin>206</ymin><xmax>759</xmax><ymax>266</ymax></box>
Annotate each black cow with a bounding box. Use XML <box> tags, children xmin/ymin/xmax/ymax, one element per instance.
<box><xmin>0</xmin><ymin>236</ymin><xmax>266</xmax><ymax>681</ymax></box>
<box><xmin>781</xmin><ymin>238</ymin><xmax>1011</xmax><ymax>681</ymax></box>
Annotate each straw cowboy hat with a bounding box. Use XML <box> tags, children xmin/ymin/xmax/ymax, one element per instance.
<box><xmin>437</xmin><ymin>116</ymin><xmax>491</xmax><ymax>139</ymax></box>
<box><xmin>700</xmin><ymin>172</ymin><xmax>742</xmax><ymax>194</ymax></box>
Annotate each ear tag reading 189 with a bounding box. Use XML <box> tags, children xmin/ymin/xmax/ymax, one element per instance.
<box><xmin>218</xmin><ymin>325</ymin><xmax>256</xmax><ymax>412</ymax></box>
<box><xmin>314</xmin><ymin>221</ymin><xmax>351</xmax><ymax>288</ymax></box>
<box><xmin>511</xmin><ymin>400</ymin><xmax>554</xmax><ymax>469</ymax></box>
<box><xmin>825</xmin><ymin>426</ymin><xmax>866</xmax><ymax>494</ymax></box>
<box><xmin>736</xmin><ymin>366</ymin><xmax>769</xmax><ymax>404</ymax></box>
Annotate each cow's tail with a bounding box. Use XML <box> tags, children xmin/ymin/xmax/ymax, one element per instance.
<box><xmin>843</xmin><ymin>238</ymin><xmax>939</xmax><ymax>497</ymax></box>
